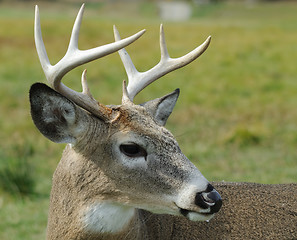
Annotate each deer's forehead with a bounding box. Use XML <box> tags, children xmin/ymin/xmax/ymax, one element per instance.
<box><xmin>110</xmin><ymin>105</ymin><xmax>175</xmax><ymax>142</ymax></box>
<box><xmin>113</xmin><ymin>105</ymin><xmax>156</xmax><ymax>129</ymax></box>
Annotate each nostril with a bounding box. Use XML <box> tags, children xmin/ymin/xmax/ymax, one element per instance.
<box><xmin>195</xmin><ymin>193</ymin><xmax>209</xmax><ymax>209</ymax></box>
<box><xmin>210</xmin><ymin>198</ymin><xmax>222</xmax><ymax>213</ymax></box>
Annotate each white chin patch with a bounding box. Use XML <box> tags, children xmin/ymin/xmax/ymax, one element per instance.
<box><xmin>83</xmin><ymin>202</ymin><xmax>135</xmax><ymax>234</ymax></box>
<box><xmin>187</xmin><ymin>212</ymin><xmax>215</xmax><ymax>222</ymax></box>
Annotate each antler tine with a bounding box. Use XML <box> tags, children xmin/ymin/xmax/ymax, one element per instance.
<box><xmin>113</xmin><ymin>25</ymin><xmax>139</xmax><ymax>81</ymax></box>
<box><xmin>34</xmin><ymin>4</ymin><xmax>145</xmax><ymax>121</ymax></box>
<box><xmin>114</xmin><ymin>24</ymin><xmax>211</xmax><ymax>102</ymax></box>
<box><xmin>159</xmin><ymin>24</ymin><xmax>170</xmax><ymax>60</ymax></box>
<box><xmin>34</xmin><ymin>5</ymin><xmax>51</xmax><ymax>76</ymax></box>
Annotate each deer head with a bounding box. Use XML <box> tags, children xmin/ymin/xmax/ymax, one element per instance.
<box><xmin>30</xmin><ymin>4</ymin><xmax>222</xmax><ymax>237</ymax></box>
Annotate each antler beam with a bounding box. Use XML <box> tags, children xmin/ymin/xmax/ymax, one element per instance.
<box><xmin>34</xmin><ymin>4</ymin><xmax>145</xmax><ymax>121</ymax></box>
<box><xmin>114</xmin><ymin>25</ymin><xmax>211</xmax><ymax>102</ymax></box>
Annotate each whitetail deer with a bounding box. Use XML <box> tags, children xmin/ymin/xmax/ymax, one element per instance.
<box><xmin>29</xmin><ymin>4</ymin><xmax>297</xmax><ymax>240</ymax></box>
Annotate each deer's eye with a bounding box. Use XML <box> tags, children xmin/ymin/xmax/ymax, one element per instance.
<box><xmin>120</xmin><ymin>143</ymin><xmax>147</xmax><ymax>158</ymax></box>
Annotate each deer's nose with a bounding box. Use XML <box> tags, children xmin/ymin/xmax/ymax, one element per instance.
<box><xmin>195</xmin><ymin>184</ymin><xmax>222</xmax><ymax>214</ymax></box>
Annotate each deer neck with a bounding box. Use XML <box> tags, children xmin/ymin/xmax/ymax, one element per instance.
<box><xmin>47</xmin><ymin>145</ymin><xmax>148</xmax><ymax>240</ymax></box>
<box><xmin>83</xmin><ymin>202</ymin><xmax>135</xmax><ymax>233</ymax></box>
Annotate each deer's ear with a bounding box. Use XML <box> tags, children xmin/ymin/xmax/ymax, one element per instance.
<box><xmin>29</xmin><ymin>83</ymin><xmax>87</xmax><ymax>144</ymax></box>
<box><xmin>141</xmin><ymin>89</ymin><xmax>180</xmax><ymax>126</ymax></box>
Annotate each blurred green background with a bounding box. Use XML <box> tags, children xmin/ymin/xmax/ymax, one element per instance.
<box><xmin>0</xmin><ymin>0</ymin><xmax>296</xmax><ymax>239</ymax></box>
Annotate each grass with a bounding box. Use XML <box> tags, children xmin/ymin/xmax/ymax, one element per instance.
<box><xmin>0</xmin><ymin>143</ymin><xmax>35</xmax><ymax>196</ymax></box>
<box><xmin>0</xmin><ymin>0</ymin><xmax>297</xmax><ymax>239</ymax></box>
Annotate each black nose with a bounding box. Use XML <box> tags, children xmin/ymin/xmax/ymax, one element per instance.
<box><xmin>195</xmin><ymin>184</ymin><xmax>222</xmax><ymax>214</ymax></box>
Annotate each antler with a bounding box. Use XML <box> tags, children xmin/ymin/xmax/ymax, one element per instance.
<box><xmin>34</xmin><ymin>4</ymin><xmax>145</xmax><ymax>121</ymax></box>
<box><xmin>114</xmin><ymin>24</ymin><xmax>211</xmax><ymax>102</ymax></box>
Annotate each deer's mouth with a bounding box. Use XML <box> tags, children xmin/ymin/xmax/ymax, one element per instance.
<box><xmin>179</xmin><ymin>207</ymin><xmax>215</xmax><ymax>221</ymax></box>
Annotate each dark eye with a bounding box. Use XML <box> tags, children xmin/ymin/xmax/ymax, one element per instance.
<box><xmin>120</xmin><ymin>143</ymin><xmax>147</xmax><ymax>158</ymax></box>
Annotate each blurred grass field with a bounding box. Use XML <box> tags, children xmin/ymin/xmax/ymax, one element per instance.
<box><xmin>0</xmin><ymin>0</ymin><xmax>297</xmax><ymax>239</ymax></box>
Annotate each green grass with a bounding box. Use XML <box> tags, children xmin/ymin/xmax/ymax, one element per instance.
<box><xmin>0</xmin><ymin>143</ymin><xmax>36</xmax><ymax>196</ymax></box>
<box><xmin>0</xmin><ymin>1</ymin><xmax>297</xmax><ymax>239</ymax></box>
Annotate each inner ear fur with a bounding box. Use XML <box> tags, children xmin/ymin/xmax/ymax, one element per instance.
<box><xmin>29</xmin><ymin>83</ymin><xmax>88</xmax><ymax>144</ymax></box>
<box><xmin>141</xmin><ymin>89</ymin><xmax>180</xmax><ymax>126</ymax></box>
